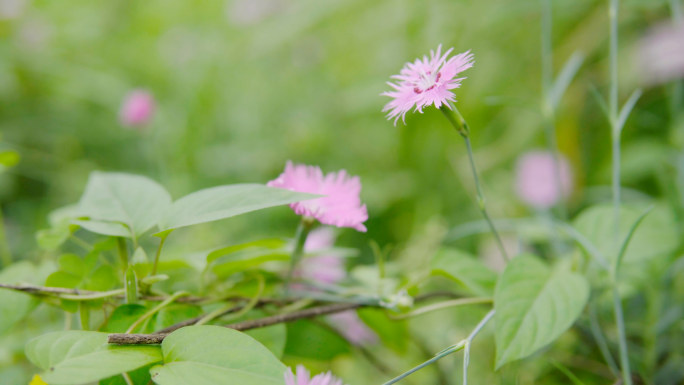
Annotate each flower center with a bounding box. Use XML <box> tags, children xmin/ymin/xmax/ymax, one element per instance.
<box><xmin>413</xmin><ymin>71</ymin><xmax>441</xmax><ymax>94</ymax></box>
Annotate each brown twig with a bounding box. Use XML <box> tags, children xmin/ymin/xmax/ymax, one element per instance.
<box><xmin>108</xmin><ymin>302</ymin><xmax>362</xmax><ymax>345</ymax></box>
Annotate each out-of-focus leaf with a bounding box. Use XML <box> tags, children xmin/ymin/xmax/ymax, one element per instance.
<box><xmin>431</xmin><ymin>248</ymin><xmax>498</xmax><ymax>296</ymax></box>
<box><xmin>284</xmin><ymin>319</ymin><xmax>350</xmax><ymax>360</ymax></box>
<box><xmin>72</xmin><ymin>220</ymin><xmax>131</xmax><ymax>238</ymax></box>
<box><xmin>159</xmin><ymin>184</ymin><xmax>318</xmax><ymax>231</ymax></box>
<box><xmin>77</xmin><ymin>172</ymin><xmax>172</xmax><ymax>238</ymax></box>
<box><xmin>102</xmin><ymin>304</ymin><xmax>148</xmax><ymax>333</ymax></box>
<box><xmin>25</xmin><ymin>331</ymin><xmax>162</xmax><ymax>385</ymax></box>
<box><xmin>573</xmin><ymin>204</ymin><xmax>677</xmax><ymax>265</ymax></box>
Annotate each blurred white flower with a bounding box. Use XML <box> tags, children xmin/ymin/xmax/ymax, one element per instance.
<box><xmin>0</xmin><ymin>0</ymin><xmax>26</xmax><ymax>20</ymax></box>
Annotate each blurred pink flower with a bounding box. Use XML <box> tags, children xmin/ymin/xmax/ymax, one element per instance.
<box><xmin>382</xmin><ymin>45</ymin><xmax>474</xmax><ymax>125</ymax></box>
<box><xmin>284</xmin><ymin>365</ymin><xmax>344</xmax><ymax>385</ymax></box>
<box><xmin>267</xmin><ymin>161</ymin><xmax>368</xmax><ymax>232</ymax></box>
<box><xmin>638</xmin><ymin>22</ymin><xmax>684</xmax><ymax>85</ymax></box>
<box><xmin>328</xmin><ymin>311</ymin><xmax>379</xmax><ymax>346</ymax></box>
<box><xmin>294</xmin><ymin>228</ymin><xmax>379</xmax><ymax>346</ymax></box>
<box><xmin>119</xmin><ymin>90</ymin><xmax>155</xmax><ymax>127</ymax></box>
<box><xmin>297</xmin><ymin>228</ymin><xmax>346</xmax><ymax>284</ymax></box>
<box><xmin>515</xmin><ymin>151</ymin><xmax>573</xmax><ymax>209</ymax></box>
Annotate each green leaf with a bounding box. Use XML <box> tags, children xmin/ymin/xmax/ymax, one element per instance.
<box><xmin>103</xmin><ymin>304</ymin><xmax>148</xmax><ymax>333</ymax></box>
<box><xmin>78</xmin><ymin>172</ymin><xmax>172</xmax><ymax>238</ymax></box>
<box><xmin>0</xmin><ymin>149</ymin><xmax>19</xmax><ymax>168</ymax></box>
<box><xmin>494</xmin><ymin>254</ymin><xmax>589</xmax><ymax>368</ymax></box>
<box><xmin>72</xmin><ymin>219</ymin><xmax>131</xmax><ymax>238</ymax></box>
<box><xmin>208</xmin><ymin>239</ymin><xmax>291</xmax><ymax>278</ymax></box>
<box><xmin>149</xmin><ymin>325</ymin><xmax>286</xmax><ymax>385</ymax></box>
<box><xmin>573</xmin><ymin>204</ymin><xmax>677</xmax><ymax>265</ymax></box>
<box><xmin>26</xmin><ymin>331</ymin><xmax>162</xmax><ymax>385</ymax></box>
<box><xmin>431</xmin><ymin>248</ymin><xmax>498</xmax><ymax>296</ymax></box>
<box><xmin>159</xmin><ymin>184</ymin><xmax>318</xmax><ymax>231</ymax></box>
<box><xmin>0</xmin><ymin>262</ymin><xmax>42</xmax><ymax>335</ymax></box>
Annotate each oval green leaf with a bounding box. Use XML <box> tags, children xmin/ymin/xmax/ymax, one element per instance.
<box><xmin>431</xmin><ymin>248</ymin><xmax>498</xmax><ymax>296</ymax></box>
<box><xmin>494</xmin><ymin>254</ymin><xmax>589</xmax><ymax>369</ymax></box>
<box><xmin>26</xmin><ymin>331</ymin><xmax>162</xmax><ymax>385</ymax></box>
<box><xmin>149</xmin><ymin>325</ymin><xmax>286</xmax><ymax>385</ymax></box>
<box><xmin>159</xmin><ymin>184</ymin><xmax>319</xmax><ymax>231</ymax></box>
<box><xmin>78</xmin><ymin>172</ymin><xmax>172</xmax><ymax>238</ymax></box>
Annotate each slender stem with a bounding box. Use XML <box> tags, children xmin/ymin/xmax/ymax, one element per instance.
<box><xmin>389</xmin><ymin>297</ymin><xmax>492</xmax><ymax>320</ymax></box>
<box><xmin>196</xmin><ymin>275</ymin><xmax>264</xmax><ymax>326</ymax></box>
<box><xmin>589</xmin><ymin>304</ymin><xmax>620</xmax><ymax>377</ymax></box>
<box><xmin>284</xmin><ymin>218</ymin><xmax>314</xmax><ymax>294</ymax></box>
<box><xmin>609</xmin><ymin>0</ymin><xmax>620</xmax><ymax>239</ymax></box>
<box><xmin>540</xmin><ymin>0</ymin><xmax>568</xmax><ymax>220</ymax></box>
<box><xmin>125</xmin><ymin>291</ymin><xmax>189</xmax><ymax>334</ymax></box>
<box><xmin>151</xmin><ymin>231</ymin><xmax>171</xmax><ymax>277</ymax></box>
<box><xmin>382</xmin><ymin>342</ymin><xmax>466</xmax><ymax>385</ymax></box>
<box><xmin>0</xmin><ymin>204</ymin><xmax>11</xmax><ymax>267</ymax></box>
<box><xmin>383</xmin><ymin>309</ymin><xmax>495</xmax><ymax>385</ymax></box>
<box><xmin>121</xmin><ymin>373</ymin><xmax>134</xmax><ymax>385</ymax></box>
<box><xmin>463</xmin><ymin>310</ymin><xmax>495</xmax><ymax>385</ymax></box>
<box><xmin>109</xmin><ymin>302</ymin><xmax>362</xmax><ymax>344</ymax></box>
<box><xmin>608</xmin><ymin>0</ymin><xmax>631</xmax><ymax>383</ymax></box>
<box><xmin>612</xmin><ymin>282</ymin><xmax>631</xmax><ymax>385</ymax></box>
<box><xmin>117</xmin><ymin>237</ymin><xmax>128</xmax><ymax>270</ymax></box>
<box><xmin>60</xmin><ymin>289</ymin><xmax>125</xmax><ymax>301</ymax></box>
<box><xmin>440</xmin><ymin>105</ymin><xmax>509</xmax><ymax>262</ymax></box>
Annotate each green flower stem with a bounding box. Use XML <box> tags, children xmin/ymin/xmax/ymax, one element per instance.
<box><xmin>382</xmin><ymin>309</ymin><xmax>495</xmax><ymax>385</ymax></box>
<box><xmin>589</xmin><ymin>304</ymin><xmax>620</xmax><ymax>377</ymax></box>
<box><xmin>540</xmin><ymin>0</ymin><xmax>568</xmax><ymax>220</ymax></box>
<box><xmin>389</xmin><ymin>297</ymin><xmax>492</xmax><ymax>320</ymax></box>
<box><xmin>196</xmin><ymin>275</ymin><xmax>265</xmax><ymax>326</ymax></box>
<box><xmin>463</xmin><ymin>309</ymin><xmax>495</xmax><ymax>385</ymax></box>
<box><xmin>382</xmin><ymin>342</ymin><xmax>465</xmax><ymax>385</ymax></box>
<box><xmin>117</xmin><ymin>237</ymin><xmax>128</xmax><ymax>270</ymax></box>
<box><xmin>125</xmin><ymin>291</ymin><xmax>189</xmax><ymax>334</ymax></box>
<box><xmin>0</xmin><ymin>204</ymin><xmax>11</xmax><ymax>267</ymax></box>
<box><xmin>151</xmin><ymin>230</ymin><xmax>172</xmax><ymax>277</ymax></box>
<box><xmin>284</xmin><ymin>217</ymin><xmax>314</xmax><ymax>295</ymax></box>
<box><xmin>608</xmin><ymin>0</ymin><xmax>631</xmax><ymax>383</ymax></box>
<box><xmin>440</xmin><ymin>105</ymin><xmax>509</xmax><ymax>262</ymax></box>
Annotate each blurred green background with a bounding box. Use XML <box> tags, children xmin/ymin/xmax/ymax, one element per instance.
<box><xmin>0</xmin><ymin>0</ymin><xmax>682</xmax><ymax>383</ymax></box>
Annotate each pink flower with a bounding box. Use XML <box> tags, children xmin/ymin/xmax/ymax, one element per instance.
<box><xmin>382</xmin><ymin>45</ymin><xmax>474</xmax><ymax>125</ymax></box>
<box><xmin>515</xmin><ymin>151</ymin><xmax>573</xmax><ymax>209</ymax></box>
<box><xmin>297</xmin><ymin>228</ymin><xmax>346</xmax><ymax>284</ymax></box>
<box><xmin>284</xmin><ymin>365</ymin><xmax>344</xmax><ymax>385</ymax></box>
<box><xmin>638</xmin><ymin>22</ymin><xmax>684</xmax><ymax>85</ymax></box>
<box><xmin>328</xmin><ymin>311</ymin><xmax>379</xmax><ymax>346</ymax></box>
<box><xmin>119</xmin><ymin>89</ymin><xmax>155</xmax><ymax>127</ymax></box>
<box><xmin>267</xmin><ymin>161</ymin><xmax>368</xmax><ymax>232</ymax></box>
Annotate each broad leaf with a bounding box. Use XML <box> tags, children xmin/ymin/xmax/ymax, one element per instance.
<box><xmin>0</xmin><ymin>262</ymin><xmax>45</xmax><ymax>335</ymax></box>
<box><xmin>431</xmin><ymin>248</ymin><xmax>498</xmax><ymax>296</ymax></box>
<box><xmin>78</xmin><ymin>172</ymin><xmax>172</xmax><ymax>238</ymax></box>
<box><xmin>149</xmin><ymin>325</ymin><xmax>286</xmax><ymax>385</ymax></box>
<box><xmin>73</xmin><ymin>220</ymin><xmax>131</xmax><ymax>238</ymax></box>
<box><xmin>573</xmin><ymin>204</ymin><xmax>677</xmax><ymax>265</ymax></box>
<box><xmin>26</xmin><ymin>331</ymin><xmax>162</xmax><ymax>385</ymax></box>
<box><xmin>494</xmin><ymin>254</ymin><xmax>588</xmax><ymax>368</ymax></box>
<box><xmin>159</xmin><ymin>184</ymin><xmax>318</xmax><ymax>231</ymax></box>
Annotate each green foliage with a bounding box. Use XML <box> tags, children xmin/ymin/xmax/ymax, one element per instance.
<box><xmin>77</xmin><ymin>172</ymin><xmax>172</xmax><ymax>239</ymax></box>
<box><xmin>573</xmin><ymin>205</ymin><xmax>677</xmax><ymax>265</ymax></box>
<box><xmin>25</xmin><ymin>331</ymin><xmax>162</xmax><ymax>385</ymax></box>
<box><xmin>494</xmin><ymin>254</ymin><xmax>589</xmax><ymax>368</ymax></box>
<box><xmin>149</xmin><ymin>326</ymin><xmax>286</xmax><ymax>385</ymax></box>
<box><xmin>431</xmin><ymin>248</ymin><xmax>498</xmax><ymax>296</ymax></box>
<box><xmin>0</xmin><ymin>262</ymin><xmax>44</xmax><ymax>335</ymax></box>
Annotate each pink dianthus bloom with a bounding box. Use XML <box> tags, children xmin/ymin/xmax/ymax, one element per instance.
<box><xmin>268</xmin><ymin>161</ymin><xmax>368</xmax><ymax>232</ymax></box>
<box><xmin>284</xmin><ymin>365</ymin><xmax>345</xmax><ymax>385</ymax></box>
<box><xmin>515</xmin><ymin>151</ymin><xmax>573</xmax><ymax>209</ymax></box>
<box><xmin>382</xmin><ymin>45</ymin><xmax>474</xmax><ymax>125</ymax></box>
<box><xmin>119</xmin><ymin>89</ymin><xmax>155</xmax><ymax>127</ymax></box>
